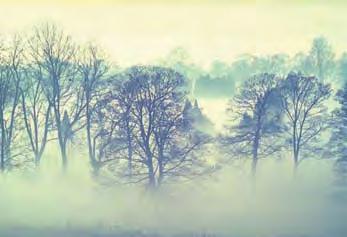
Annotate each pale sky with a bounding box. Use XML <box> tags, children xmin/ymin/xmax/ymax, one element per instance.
<box><xmin>0</xmin><ymin>0</ymin><xmax>346</xmax><ymax>66</ymax></box>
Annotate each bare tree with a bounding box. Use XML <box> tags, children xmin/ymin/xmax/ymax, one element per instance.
<box><xmin>27</xmin><ymin>23</ymin><xmax>85</xmax><ymax>171</ymax></box>
<box><xmin>89</xmin><ymin>79</ymin><xmax>127</xmax><ymax>176</ymax></box>
<box><xmin>110</xmin><ymin>76</ymin><xmax>136</xmax><ymax>178</ymax></box>
<box><xmin>94</xmin><ymin>66</ymin><xmax>210</xmax><ymax>189</ymax></box>
<box><xmin>78</xmin><ymin>44</ymin><xmax>109</xmax><ymax>176</ymax></box>
<box><xmin>127</xmin><ymin>66</ymin><xmax>210</xmax><ymax>188</ymax></box>
<box><xmin>280</xmin><ymin>73</ymin><xmax>331</xmax><ymax>172</ymax></box>
<box><xmin>20</xmin><ymin>57</ymin><xmax>52</xmax><ymax>168</ymax></box>
<box><xmin>0</xmin><ymin>36</ymin><xmax>26</xmax><ymax>172</ymax></box>
<box><xmin>222</xmin><ymin>73</ymin><xmax>284</xmax><ymax>177</ymax></box>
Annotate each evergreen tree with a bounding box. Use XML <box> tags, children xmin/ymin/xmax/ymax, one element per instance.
<box><xmin>182</xmin><ymin>99</ymin><xmax>214</xmax><ymax>134</ymax></box>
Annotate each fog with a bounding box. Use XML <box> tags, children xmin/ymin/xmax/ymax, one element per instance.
<box><xmin>1</xmin><ymin>151</ymin><xmax>345</xmax><ymax>236</ymax></box>
<box><xmin>0</xmin><ymin>1</ymin><xmax>346</xmax><ymax>236</ymax></box>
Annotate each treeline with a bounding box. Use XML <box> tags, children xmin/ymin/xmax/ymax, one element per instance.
<box><xmin>0</xmin><ymin>23</ymin><xmax>213</xmax><ymax>189</ymax></box>
<box><xmin>163</xmin><ymin>37</ymin><xmax>347</xmax><ymax>183</ymax></box>
<box><xmin>221</xmin><ymin>72</ymin><xmax>331</xmax><ymax>177</ymax></box>
<box><xmin>1</xmin><ymin>23</ymin><xmax>346</xmax><ymax>189</ymax></box>
<box><xmin>163</xmin><ymin>37</ymin><xmax>339</xmax><ymax>98</ymax></box>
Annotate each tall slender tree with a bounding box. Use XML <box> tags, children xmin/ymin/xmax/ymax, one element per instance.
<box><xmin>78</xmin><ymin>44</ymin><xmax>109</xmax><ymax>176</ymax></box>
<box><xmin>0</xmin><ymin>36</ymin><xmax>24</xmax><ymax>172</ymax></box>
<box><xmin>222</xmin><ymin>73</ymin><xmax>284</xmax><ymax>177</ymax></box>
<box><xmin>20</xmin><ymin>61</ymin><xmax>52</xmax><ymax>168</ymax></box>
<box><xmin>280</xmin><ymin>73</ymin><xmax>331</xmax><ymax>173</ymax></box>
<box><xmin>28</xmin><ymin>23</ymin><xmax>85</xmax><ymax>171</ymax></box>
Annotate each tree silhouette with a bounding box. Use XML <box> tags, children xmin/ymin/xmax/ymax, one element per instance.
<box><xmin>280</xmin><ymin>73</ymin><xmax>331</xmax><ymax>172</ymax></box>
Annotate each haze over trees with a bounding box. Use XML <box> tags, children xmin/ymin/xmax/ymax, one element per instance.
<box><xmin>0</xmin><ymin>22</ymin><xmax>346</xmax><ymax>196</ymax></box>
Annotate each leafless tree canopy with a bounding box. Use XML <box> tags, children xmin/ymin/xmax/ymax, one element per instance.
<box><xmin>0</xmin><ymin>22</ymin><xmax>343</xmax><ymax>190</ymax></box>
<box><xmin>280</xmin><ymin>73</ymin><xmax>331</xmax><ymax>169</ymax></box>
<box><xmin>90</xmin><ymin>66</ymin><xmax>211</xmax><ymax>188</ymax></box>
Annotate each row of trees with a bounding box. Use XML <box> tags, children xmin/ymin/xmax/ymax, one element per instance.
<box><xmin>163</xmin><ymin>37</ymin><xmax>347</xmax><ymax>182</ymax></box>
<box><xmin>1</xmin><ymin>23</ymin><xmax>347</xmax><ymax>189</ymax></box>
<box><xmin>0</xmin><ymin>23</ymin><xmax>212</xmax><ymax>189</ymax></box>
<box><xmin>222</xmin><ymin>73</ymin><xmax>331</xmax><ymax>176</ymax></box>
<box><xmin>0</xmin><ymin>24</ymin><xmax>99</xmax><ymax>171</ymax></box>
<box><xmin>162</xmin><ymin>37</ymin><xmax>340</xmax><ymax>99</ymax></box>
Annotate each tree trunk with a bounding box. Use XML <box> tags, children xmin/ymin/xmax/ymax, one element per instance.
<box><xmin>147</xmin><ymin>152</ymin><xmax>156</xmax><ymax>190</ymax></box>
<box><xmin>293</xmin><ymin>148</ymin><xmax>300</xmax><ymax>177</ymax></box>
<box><xmin>0</xmin><ymin>114</ymin><xmax>5</xmax><ymax>172</ymax></box>
<box><xmin>126</xmin><ymin>120</ymin><xmax>133</xmax><ymax>178</ymax></box>
<box><xmin>148</xmin><ymin>165</ymin><xmax>156</xmax><ymax>189</ymax></box>
<box><xmin>86</xmin><ymin>99</ymin><xmax>99</xmax><ymax>177</ymax></box>
<box><xmin>58</xmin><ymin>137</ymin><xmax>68</xmax><ymax>172</ymax></box>
<box><xmin>0</xmin><ymin>141</ymin><xmax>4</xmax><ymax>173</ymax></box>
<box><xmin>251</xmin><ymin>128</ymin><xmax>260</xmax><ymax>178</ymax></box>
<box><xmin>157</xmin><ymin>147</ymin><xmax>164</xmax><ymax>187</ymax></box>
<box><xmin>251</xmin><ymin>155</ymin><xmax>258</xmax><ymax>178</ymax></box>
<box><xmin>53</xmin><ymin>104</ymin><xmax>68</xmax><ymax>172</ymax></box>
<box><xmin>34</xmin><ymin>152</ymin><xmax>41</xmax><ymax>169</ymax></box>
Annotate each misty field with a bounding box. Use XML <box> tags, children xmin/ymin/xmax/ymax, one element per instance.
<box><xmin>1</xmin><ymin>1</ymin><xmax>347</xmax><ymax>237</ymax></box>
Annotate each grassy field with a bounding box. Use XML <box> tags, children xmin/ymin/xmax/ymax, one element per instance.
<box><xmin>0</xmin><ymin>228</ymin><xmax>223</xmax><ymax>237</ymax></box>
